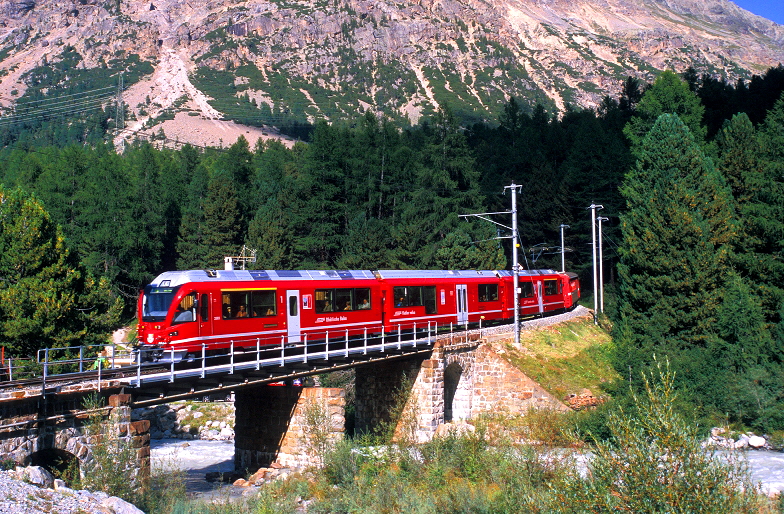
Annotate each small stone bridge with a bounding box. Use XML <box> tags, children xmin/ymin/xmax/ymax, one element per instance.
<box><xmin>0</xmin><ymin>313</ymin><xmax>583</xmax><ymax>477</ymax></box>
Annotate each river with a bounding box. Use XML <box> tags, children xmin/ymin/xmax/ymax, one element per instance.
<box><xmin>151</xmin><ymin>439</ymin><xmax>784</xmax><ymax>498</ymax></box>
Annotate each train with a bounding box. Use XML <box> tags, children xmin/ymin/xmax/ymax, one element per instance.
<box><xmin>135</xmin><ymin>268</ymin><xmax>580</xmax><ymax>362</ymax></box>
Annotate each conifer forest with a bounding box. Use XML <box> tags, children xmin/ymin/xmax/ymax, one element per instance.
<box><xmin>0</xmin><ymin>66</ymin><xmax>783</xmax><ymax>432</ymax></box>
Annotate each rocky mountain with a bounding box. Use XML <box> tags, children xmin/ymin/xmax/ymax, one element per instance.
<box><xmin>0</xmin><ymin>0</ymin><xmax>782</xmax><ymax>143</ymax></box>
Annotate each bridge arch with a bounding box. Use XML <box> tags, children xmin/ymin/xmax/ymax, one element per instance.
<box><xmin>30</xmin><ymin>447</ymin><xmax>81</xmax><ymax>481</ymax></box>
<box><xmin>444</xmin><ymin>351</ymin><xmax>475</xmax><ymax>422</ymax></box>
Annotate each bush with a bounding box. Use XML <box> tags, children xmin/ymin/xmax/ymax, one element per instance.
<box><xmin>557</xmin><ymin>359</ymin><xmax>765</xmax><ymax>513</ymax></box>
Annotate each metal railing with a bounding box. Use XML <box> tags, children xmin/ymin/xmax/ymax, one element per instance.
<box><xmin>3</xmin><ymin>318</ymin><xmax>484</xmax><ymax>390</ymax></box>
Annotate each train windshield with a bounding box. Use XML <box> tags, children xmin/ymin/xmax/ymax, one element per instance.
<box><xmin>141</xmin><ymin>285</ymin><xmax>181</xmax><ymax>322</ymax></box>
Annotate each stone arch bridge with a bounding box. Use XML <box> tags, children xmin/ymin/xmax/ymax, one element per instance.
<box><xmin>0</xmin><ymin>315</ymin><xmax>582</xmax><ymax>475</ymax></box>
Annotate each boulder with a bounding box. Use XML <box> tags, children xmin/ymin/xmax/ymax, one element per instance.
<box><xmin>748</xmin><ymin>435</ymin><xmax>767</xmax><ymax>449</ymax></box>
<box><xmin>23</xmin><ymin>466</ymin><xmax>54</xmax><ymax>488</ymax></box>
<box><xmin>102</xmin><ymin>495</ymin><xmax>145</xmax><ymax>514</ymax></box>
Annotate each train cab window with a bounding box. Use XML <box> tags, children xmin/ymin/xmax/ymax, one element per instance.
<box><xmin>544</xmin><ymin>280</ymin><xmax>560</xmax><ymax>296</ymax></box>
<box><xmin>478</xmin><ymin>284</ymin><xmax>498</xmax><ymax>302</ymax></box>
<box><xmin>142</xmin><ymin>285</ymin><xmax>180</xmax><ymax>322</ymax></box>
<box><xmin>520</xmin><ymin>282</ymin><xmax>534</xmax><ymax>298</ymax></box>
<box><xmin>173</xmin><ymin>293</ymin><xmax>196</xmax><ymax>324</ymax></box>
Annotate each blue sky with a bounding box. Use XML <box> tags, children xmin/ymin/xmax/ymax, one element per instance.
<box><xmin>733</xmin><ymin>1</ymin><xmax>784</xmax><ymax>25</ymax></box>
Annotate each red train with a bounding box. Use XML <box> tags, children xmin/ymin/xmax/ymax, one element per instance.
<box><xmin>136</xmin><ymin>269</ymin><xmax>580</xmax><ymax>362</ymax></box>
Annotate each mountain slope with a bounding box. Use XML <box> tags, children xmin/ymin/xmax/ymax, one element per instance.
<box><xmin>0</xmin><ymin>0</ymin><xmax>782</xmax><ymax>143</ymax></box>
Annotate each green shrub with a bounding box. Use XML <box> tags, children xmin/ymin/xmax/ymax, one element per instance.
<box><xmin>558</xmin><ymin>359</ymin><xmax>765</xmax><ymax>513</ymax></box>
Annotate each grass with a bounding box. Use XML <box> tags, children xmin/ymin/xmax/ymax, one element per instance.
<box><xmin>499</xmin><ymin>317</ymin><xmax>620</xmax><ymax>399</ymax></box>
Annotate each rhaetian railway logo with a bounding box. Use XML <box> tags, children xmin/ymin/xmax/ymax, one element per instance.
<box><xmin>315</xmin><ymin>316</ymin><xmax>348</xmax><ymax>323</ymax></box>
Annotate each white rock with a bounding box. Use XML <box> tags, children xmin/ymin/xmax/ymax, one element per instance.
<box><xmin>102</xmin><ymin>495</ymin><xmax>145</xmax><ymax>514</ymax></box>
<box><xmin>23</xmin><ymin>465</ymin><xmax>54</xmax><ymax>488</ymax></box>
<box><xmin>749</xmin><ymin>435</ymin><xmax>767</xmax><ymax>448</ymax></box>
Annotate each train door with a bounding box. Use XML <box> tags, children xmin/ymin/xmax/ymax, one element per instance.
<box><xmin>286</xmin><ymin>290</ymin><xmax>301</xmax><ymax>343</ymax></box>
<box><xmin>198</xmin><ymin>293</ymin><xmax>211</xmax><ymax>337</ymax></box>
<box><xmin>456</xmin><ymin>284</ymin><xmax>468</xmax><ymax>324</ymax></box>
<box><xmin>537</xmin><ymin>281</ymin><xmax>544</xmax><ymax>315</ymax></box>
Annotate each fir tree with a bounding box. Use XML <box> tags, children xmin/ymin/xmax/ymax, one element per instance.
<box><xmin>200</xmin><ymin>171</ymin><xmax>242</xmax><ymax>268</ymax></box>
<box><xmin>615</xmin><ymin>114</ymin><xmax>736</xmax><ymax>384</ymax></box>
<box><xmin>0</xmin><ymin>187</ymin><xmax>121</xmax><ymax>356</ymax></box>
<box><xmin>624</xmin><ymin>71</ymin><xmax>706</xmax><ymax>155</ymax></box>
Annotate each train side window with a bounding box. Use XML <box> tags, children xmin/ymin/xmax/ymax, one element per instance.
<box><xmin>544</xmin><ymin>280</ymin><xmax>559</xmax><ymax>296</ymax></box>
<box><xmin>289</xmin><ymin>295</ymin><xmax>298</xmax><ymax>316</ymax></box>
<box><xmin>520</xmin><ymin>282</ymin><xmax>534</xmax><ymax>298</ymax></box>
<box><xmin>173</xmin><ymin>293</ymin><xmax>196</xmax><ymax>324</ymax></box>
<box><xmin>335</xmin><ymin>288</ymin><xmax>354</xmax><ymax>311</ymax></box>
<box><xmin>478</xmin><ymin>284</ymin><xmax>498</xmax><ymax>302</ymax></box>
<box><xmin>251</xmin><ymin>290</ymin><xmax>276</xmax><ymax>317</ymax></box>
<box><xmin>423</xmin><ymin>286</ymin><xmax>437</xmax><ymax>314</ymax></box>
<box><xmin>393</xmin><ymin>287</ymin><xmax>408</xmax><ymax>307</ymax></box>
<box><xmin>356</xmin><ymin>288</ymin><xmax>371</xmax><ymax>309</ymax></box>
<box><xmin>315</xmin><ymin>289</ymin><xmax>334</xmax><ymax>313</ymax></box>
<box><xmin>408</xmin><ymin>287</ymin><xmax>423</xmax><ymax>307</ymax></box>
<box><xmin>199</xmin><ymin>293</ymin><xmax>209</xmax><ymax>322</ymax></box>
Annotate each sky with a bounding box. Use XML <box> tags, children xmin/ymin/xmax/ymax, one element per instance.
<box><xmin>732</xmin><ymin>0</ymin><xmax>784</xmax><ymax>25</ymax></box>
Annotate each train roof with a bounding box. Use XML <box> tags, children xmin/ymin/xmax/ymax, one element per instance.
<box><xmin>149</xmin><ymin>269</ymin><xmax>378</xmax><ymax>287</ymax></box>
<box><xmin>373</xmin><ymin>270</ymin><xmax>562</xmax><ymax>279</ymax></box>
<box><xmin>149</xmin><ymin>268</ymin><xmax>566</xmax><ymax>288</ymax></box>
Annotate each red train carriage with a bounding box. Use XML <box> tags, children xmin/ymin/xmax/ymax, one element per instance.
<box><xmin>510</xmin><ymin>270</ymin><xmax>581</xmax><ymax>318</ymax></box>
<box><xmin>137</xmin><ymin>269</ymin><xmax>382</xmax><ymax>362</ymax></box>
<box><xmin>375</xmin><ymin>270</ymin><xmax>510</xmax><ymax>330</ymax></box>
<box><xmin>136</xmin><ymin>268</ymin><xmax>580</xmax><ymax>362</ymax></box>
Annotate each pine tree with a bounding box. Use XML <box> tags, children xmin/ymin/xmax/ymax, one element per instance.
<box><xmin>176</xmin><ymin>163</ymin><xmax>210</xmax><ymax>269</ymax></box>
<box><xmin>754</xmin><ymin>93</ymin><xmax>784</xmax><ymax>321</ymax></box>
<box><xmin>246</xmin><ymin>139</ymin><xmax>304</xmax><ymax>269</ymax></box>
<box><xmin>624</xmin><ymin>71</ymin><xmax>706</xmax><ymax>154</ymax></box>
<box><xmin>0</xmin><ymin>187</ymin><xmax>121</xmax><ymax>356</ymax></box>
<box><xmin>615</xmin><ymin>114</ymin><xmax>736</xmax><ymax>383</ymax></box>
<box><xmin>200</xmin><ymin>171</ymin><xmax>243</xmax><ymax>268</ymax></box>
<box><xmin>394</xmin><ymin>106</ymin><xmax>481</xmax><ymax>267</ymax></box>
<box><xmin>716</xmin><ymin>112</ymin><xmax>783</xmax><ymax>322</ymax></box>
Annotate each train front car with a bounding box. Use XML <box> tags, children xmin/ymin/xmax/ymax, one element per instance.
<box><xmin>136</xmin><ymin>269</ymin><xmax>384</xmax><ymax>363</ymax></box>
<box><xmin>137</xmin><ymin>270</ymin><xmax>204</xmax><ymax>362</ymax></box>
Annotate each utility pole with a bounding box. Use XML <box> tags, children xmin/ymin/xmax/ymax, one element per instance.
<box><xmin>459</xmin><ymin>183</ymin><xmax>522</xmax><ymax>347</ymax></box>
<box><xmin>116</xmin><ymin>72</ymin><xmax>124</xmax><ymax>152</ymax></box>
<box><xmin>588</xmin><ymin>204</ymin><xmax>603</xmax><ymax>324</ymax></box>
<box><xmin>559</xmin><ymin>224</ymin><xmax>569</xmax><ymax>273</ymax></box>
<box><xmin>507</xmin><ymin>183</ymin><xmax>521</xmax><ymax>347</ymax></box>
<box><xmin>597</xmin><ymin>216</ymin><xmax>608</xmax><ymax>313</ymax></box>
